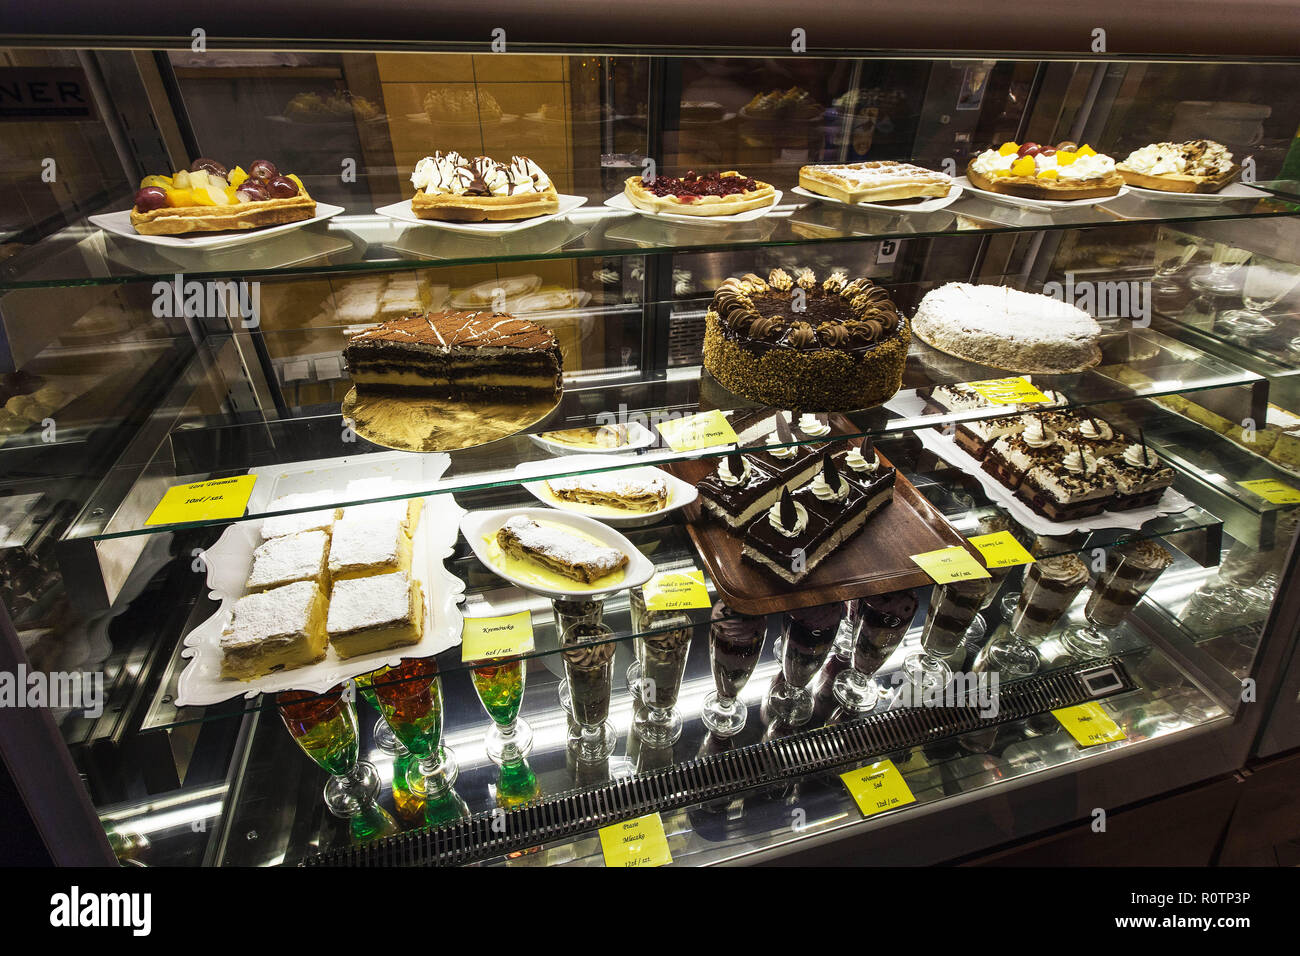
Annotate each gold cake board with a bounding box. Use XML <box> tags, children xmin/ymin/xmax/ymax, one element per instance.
<box><xmin>341</xmin><ymin>386</ymin><xmax>562</xmax><ymax>453</ymax></box>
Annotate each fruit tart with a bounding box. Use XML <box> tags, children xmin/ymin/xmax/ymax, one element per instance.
<box><xmin>966</xmin><ymin>141</ymin><xmax>1124</xmax><ymax>200</ymax></box>
<box><xmin>623</xmin><ymin>169</ymin><xmax>776</xmax><ymax>217</ymax></box>
<box><xmin>409</xmin><ymin>151</ymin><xmax>559</xmax><ymax>222</ymax></box>
<box><xmin>1116</xmin><ymin>139</ymin><xmax>1240</xmax><ymax>193</ymax></box>
<box><xmin>129</xmin><ymin>159</ymin><xmax>315</xmax><ymax>235</ymax></box>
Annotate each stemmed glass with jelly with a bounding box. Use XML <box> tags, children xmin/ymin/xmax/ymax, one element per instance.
<box><xmin>372</xmin><ymin>658</ymin><xmax>458</xmax><ymax>810</ymax></box>
<box><xmin>277</xmin><ymin>685</ymin><xmax>380</xmax><ymax>819</ymax></box>
<box><xmin>469</xmin><ymin>658</ymin><xmax>534</xmax><ymax>764</ymax></box>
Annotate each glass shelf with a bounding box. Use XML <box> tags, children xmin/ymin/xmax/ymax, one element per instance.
<box><xmin>2</xmin><ymin>191</ymin><xmax>1298</xmax><ymax>292</ymax></box>
<box><xmin>67</xmin><ymin>325</ymin><xmax>1260</xmax><ymax>543</ymax></box>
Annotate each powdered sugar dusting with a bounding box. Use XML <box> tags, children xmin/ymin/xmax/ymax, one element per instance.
<box><xmin>327</xmin><ymin>571</ymin><xmax>414</xmax><ymax>634</ymax></box>
<box><xmin>499</xmin><ymin>515</ymin><xmax>625</xmax><ymax>572</ymax></box>
<box><xmin>222</xmin><ymin>581</ymin><xmax>319</xmax><ymax>648</ymax></box>
<box><xmin>247</xmin><ymin>530</ymin><xmax>328</xmax><ymax>590</ymax></box>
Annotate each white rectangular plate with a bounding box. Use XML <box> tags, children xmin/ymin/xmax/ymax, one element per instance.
<box><xmin>88</xmin><ymin>203</ymin><xmax>344</xmax><ymax>250</ymax></box>
<box><xmin>175</xmin><ymin>492</ymin><xmax>466</xmax><ymax>706</ymax></box>
<box><xmin>917</xmin><ymin>426</ymin><xmax>1192</xmax><ymax>536</ymax></box>
<box><xmin>375</xmin><ymin>194</ymin><xmax>587</xmax><ymax>235</ymax></box>
<box><xmin>603</xmin><ymin>189</ymin><xmax>785</xmax><ymax>224</ymax></box>
<box><xmin>513</xmin><ymin>454</ymin><xmax>698</xmax><ymax>527</ymax></box>
<box><xmin>245</xmin><ymin>449</ymin><xmax>451</xmax><ymax>517</ymax></box>
<box><xmin>790</xmin><ymin>183</ymin><xmax>963</xmax><ymax>214</ymax></box>
<box><xmin>1120</xmin><ymin>181</ymin><xmax>1271</xmax><ymax>203</ymax></box>
<box><xmin>528</xmin><ymin>420</ymin><xmax>656</xmax><ymax>456</ymax></box>
<box><xmin>954</xmin><ymin>176</ymin><xmax>1128</xmax><ymax>210</ymax></box>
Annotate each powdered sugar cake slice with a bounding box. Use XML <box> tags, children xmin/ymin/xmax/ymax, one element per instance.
<box><xmin>246</xmin><ymin>529</ymin><xmax>329</xmax><ymax>592</ymax></box>
<box><xmin>912</xmin><ymin>283</ymin><xmax>1102</xmax><ymax>374</ymax></box>
<box><xmin>327</xmin><ymin>571</ymin><xmax>423</xmax><ymax>659</ymax></box>
<box><xmin>220</xmin><ymin>581</ymin><xmax>328</xmax><ymax>680</ymax></box>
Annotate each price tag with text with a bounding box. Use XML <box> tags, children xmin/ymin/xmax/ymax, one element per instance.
<box><xmin>642</xmin><ymin>569</ymin><xmax>711</xmax><ymax>612</ymax></box>
<box><xmin>1237</xmin><ymin>478</ymin><xmax>1300</xmax><ymax>505</ymax></box>
<box><xmin>910</xmin><ymin>546</ymin><xmax>991</xmax><ymax>584</ymax></box>
<box><xmin>461</xmin><ymin>610</ymin><xmax>534</xmax><ymax>662</ymax></box>
<box><xmin>145</xmin><ymin>475</ymin><xmax>258</xmax><ymax>526</ymax></box>
<box><xmin>968</xmin><ymin>531</ymin><xmax>1036</xmax><ymax>569</ymax></box>
<box><xmin>1053</xmin><ymin>702</ymin><xmax>1126</xmax><ymax>747</ymax></box>
<box><xmin>967</xmin><ymin>376</ymin><xmax>1050</xmax><ymax>405</ymax></box>
<box><xmin>841</xmin><ymin>760</ymin><xmax>916</xmax><ymax>817</ymax></box>
<box><xmin>599</xmin><ymin>813</ymin><xmax>672</xmax><ymax>867</ymax></box>
<box><xmin>656</xmin><ymin>410</ymin><xmax>738</xmax><ymax>452</ymax></box>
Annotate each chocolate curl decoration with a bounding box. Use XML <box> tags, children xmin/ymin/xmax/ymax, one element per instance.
<box><xmin>1138</xmin><ymin>428</ymin><xmax>1151</xmax><ymax>467</ymax></box>
<box><xmin>822</xmin><ymin>449</ymin><xmax>842</xmax><ymax>492</ymax></box>
<box><xmin>860</xmin><ymin>434</ymin><xmax>875</xmax><ymax>459</ymax></box>
<box><xmin>726</xmin><ymin>451</ymin><xmax>744</xmax><ymax>476</ymax></box>
<box><xmin>779</xmin><ymin>486</ymin><xmax>797</xmax><ymax>529</ymax></box>
<box><xmin>775</xmin><ymin>413</ymin><xmax>795</xmax><ymax>444</ymax></box>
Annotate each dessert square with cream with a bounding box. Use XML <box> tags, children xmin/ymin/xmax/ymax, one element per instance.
<box><xmin>245</xmin><ymin>529</ymin><xmax>330</xmax><ymax>592</ymax></box>
<box><xmin>220</xmin><ymin>581</ymin><xmax>328</xmax><ymax>680</ymax></box>
<box><xmin>326</xmin><ymin>571</ymin><xmax>424</xmax><ymax>659</ymax></box>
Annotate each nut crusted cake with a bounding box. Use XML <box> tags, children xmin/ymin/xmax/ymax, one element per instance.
<box><xmin>496</xmin><ymin>515</ymin><xmax>628</xmax><ymax>584</ymax></box>
<box><xmin>702</xmin><ymin>267</ymin><xmax>910</xmax><ymax>410</ymax></box>
<box><xmin>344</xmin><ymin>310</ymin><xmax>563</xmax><ymax>401</ymax></box>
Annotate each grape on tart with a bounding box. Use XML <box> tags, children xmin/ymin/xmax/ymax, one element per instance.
<box><xmin>1116</xmin><ymin>140</ymin><xmax>1240</xmax><ymax>193</ymax></box>
<box><xmin>410</xmin><ymin>151</ymin><xmax>558</xmax><ymax>222</ymax></box>
<box><xmin>799</xmin><ymin>161</ymin><xmax>953</xmax><ymax>204</ymax></box>
<box><xmin>966</xmin><ymin>141</ymin><xmax>1123</xmax><ymax>200</ymax></box>
<box><xmin>623</xmin><ymin>170</ymin><xmax>776</xmax><ymax>217</ymax></box>
<box><xmin>911</xmin><ymin>283</ymin><xmax>1102</xmax><ymax>374</ymax></box>
<box><xmin>702</xmin><ymin>268</ymin><xmax>910</xmax><ymax>410</ymax></box>
<box><xmin>130</xmin><ymin>158</ymin><xmax>315</xmax><ymax>235</ymax></box>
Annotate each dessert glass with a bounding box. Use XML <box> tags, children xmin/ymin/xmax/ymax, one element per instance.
<box><xmin>553</xmin><ymin>597</ymin><xmax>605</xmax><ymax>717</ymax></box>
<box><xmin>633</xmin><ymin>613</ymin><xmax>694</xmax><ymax>746</ymax></box>
<box><xmin>834</xmin><ymin>591</ymin><xmax>916</xmax><ymax>714</ymax></box>
<box><xmin>276</xmin><ymin>686</ymin><xmax>380</xmax><ymax>819</ymax></box>
<box><xmin>562</xmin><ymin>622</ymin><xmax>618</xmax><ymax>759</ymax></box>
<box><xmin>702</xmin><ymin>601</ymin><xmax>766</xmax><ymax>737</ymax></box>
<box><xmin>1010</xmin><ymin>554</ymin><xmax>1090</xmax><ymax>637</ymax></box>
<box><xmin>372</xmin><ymin>658</ymin><xmax>458</xmax><ymax>811</ymax></box>
<box><xmin>905</xmin><ymin>577</ymin><xmax>995</xmax><ymax>693</ymax></box>
<box><xmin>768</xmin><ymin>603</ymin><xmax>844</xmax><ymax>726</ymax></box>
<box><xmin>469</xmin><ymin>658</ymin><xmax>533</xmax><ymax>764</ymax></box>
<box><xmin>1062</xmin><ymin>541</ymin><xmax>1174</xmax><ymax>658</ymax></box>
<box><xmin>354</xmin><ymin>665</ymin><xmax>400</xmax><ymax>755</ymax></box>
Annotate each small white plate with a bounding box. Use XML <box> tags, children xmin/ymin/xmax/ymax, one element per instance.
<box><xmin>528</xmin><ymin>420</ymin><xmax>656</xmax><ymax>456</ymax></box>
<box><xmin>955</xmin><ymin>176</ymin><xmax>1128</xmax><ymax>210</ymax></box>
<box><xmin>603</xmin><ymin>189</ymin><xmax>784</xmax><ymax>225</ymax></box>
<box><xmin>513</xmin><ymin>455</ymin><xmax>697</xmax><ymax>527</ymax></box>
<box><xmin>1120</xmin><ymin>181</ymin><xmax>1271</xmax><ymax>203</ymax></box>
<box><xmin>375</xmin><ymin>194</ymin><xmax>587</xmax><ymax>236</ymax></box>
<box><xmin>449</xmin><ymin>274</ymin><xmax>542</xmax><ymax>310</ymax></box>
<box><xmin>89</xmin><ymin>202</ymin><xmax>345</xmax><ymax>251</ymax></box>
<box><xmin>790</xmin><ymin>183</ymin><xmax>963</xmax><ymax>214</ymax></box>
<box><xmin>460</xmin><ymin>506</ymin><xmax>655</xmax><ymax>599</ymax></box>
<box><xmin>514</xmin><ymin>289</ymin><xmax>592</xmax><ymax>313</ymax></box>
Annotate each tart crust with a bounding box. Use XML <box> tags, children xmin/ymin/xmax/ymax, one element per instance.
<box><xmin>966</xmin><ymin>161</ymin><xmax>1124</xmax><ymax>201</ymax></box>
<box><xmin>623</xmin><ymin>172</ymin><xmax>776</xmax><ymax>217</ymax></box>
<box><xmin>1116</xmin><ymin>164</ymin><xmax>1241</xmax><ymax>193</ymax></box>
<box><xmin>130</xmin><ymin>194</ymin><xmax>316</xmax><ymax>235</ymax></box>
<box><xmin>411</xmin><ymin>186</ymin><xmax>559</xmax><ymax>221</ymax></box>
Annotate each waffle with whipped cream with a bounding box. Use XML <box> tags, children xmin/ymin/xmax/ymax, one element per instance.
<box><xmin>967</xmin><ymin>141</ymin><xmax>1123</xmax><ymax>200</ymax></box>
<box><xmin>410</xmin><ymin>151</ymin><xmax>558</xmax><ymax>221</ymax></box>
<box><xmin>1117</xmin><ymin>140</ymin><xmax>1240</xmax><ymax>193</ymax></box>
<box><xmin>799</xmin><ymin>161</ymin><xmax>953</xmax><ymax>204</ymax></box>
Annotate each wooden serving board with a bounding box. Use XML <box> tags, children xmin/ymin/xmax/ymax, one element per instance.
<box><xmin>666</xmin><ymin>425</ymin><xmax>970</xmax><ymax>616</ymax></box>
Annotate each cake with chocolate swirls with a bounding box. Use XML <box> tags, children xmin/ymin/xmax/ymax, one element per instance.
<box><xmin>702</xmin><ymin>267</ymin><xmax>909</xmax><ymax>411</ymax></box>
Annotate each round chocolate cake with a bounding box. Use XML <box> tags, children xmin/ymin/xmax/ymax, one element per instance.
<box><xmin>702</xmin><ymin>267</ymin><xmax>909</xmax><ymax>411</ymax></box>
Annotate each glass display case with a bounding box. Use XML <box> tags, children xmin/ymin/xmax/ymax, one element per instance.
<box><xmin>3</xmin><ymin>17</ymin><xmax>1300</xmax><ymax>868</ymax></box>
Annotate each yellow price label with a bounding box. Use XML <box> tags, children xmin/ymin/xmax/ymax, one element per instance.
<box><xmin>1053</xmin><ymin>702</ymin><xmax>1126</xmax><ymax>747</ymax></box>
<box><xmin>461</xmin><ymin>610</ymin><xmax>534</xmax><ymax>662</ymax></box>
<box><xmin>1237</xmin><ymin>478</ymin><xmax>1300</xmax><ymax>505</ymax></box>
<box><xmin>841</xmin><ymin>760</ymin><xmax>916</xmax><ymax>817</ymax></box>
<box><xmin>656</xmin><ymin>410</ymin><xmax>739</xmax><ymax>452</ymax></box>
<box><xmin>910</xmin><ymin>545</ymin><xmax>991</xmax><ymax>584</ymax></box>
<box><xmin>145</xmin><ymin>475</ymin><xmax>258</xmax><ymax>526</ymax></box>
<box><xmin>642</xmin><ymin>569</ymin><xmax>710</xmax><ymax>612</ymax></box>
<box><xmin>599</xmin><ymin>813</ymin><xmax>672</xmax><ymax>868</ymax></box>
<box><xmin>968</xmin><ymin>531</ymin><xmax>1036</xmax><ymax>569</ymax></box>
<box><xmin>967</xmin><ymin>376</ymin><xmax>1050</xmax><ymax>405</ymax></box>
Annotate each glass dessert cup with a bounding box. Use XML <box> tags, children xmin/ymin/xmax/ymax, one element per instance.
<box><xmin>1216</xmin><ymin>257</ymin><xmax>1300</xmax><ymax>342</ymax></box>
<box><xmin>1199</xmin><ymin>243</ymin><xmax>1252</xmax><ymax>295</ymax></box>
<box><xmin>469</xmin><ymin>658</ymin><xmax>533</xmax><ymax>764</ymax></box>
<box><xmin>833</xmin><ymin>591</ymin><xmax>916</xmax><ymax>715</ymax></box>
<box><xmin>633</xmin><ymin>613</ymin><xmax>694</xmax><ymax>746</ymax></box>
<box><xmin>562</xmin><ymin>622</ymin><xmax>618</xmax><ymax>759</ymax></box>
<box><xmin>277</xmin><ymin>686</ymin><xmax>380</xmax><ymax>819</ymax></box>
<box><xmin>1062</xmin><ymin>542</ymin><xmax>1174</xmax><ymax>659</ymax></box>
<box><xmin>373</xmin><ymin>658</ymin><xmax>458</xmax><ymax>806</ymax></box>
<box><xmin>768</xmin><ymin>603</ymin><xmax>844</xmax><ymax>727</ymax></box>
<box><xmin>904</xmin><ymin>577</ymin><xmax>994</xmax><ymax>695</ymax></box>
<box><xmin>702</xmin><ymin>601</ymin><xmax>766</xmax><ymax>737</ymax></box>
<box><xmin>355</xmin><ymin>665</ymin><xmax>400</xmax><ymax>755</ymax></box>
<box><xmin>495</xmin><ymin>755</ymin><xmax>542</xmax><ymax>810</ymax></box>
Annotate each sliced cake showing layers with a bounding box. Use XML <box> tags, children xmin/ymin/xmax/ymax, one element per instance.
<box><xmin>344</xmin><ymin>309</ymin><xmax>563</xmax><ymax>400</ymax></box>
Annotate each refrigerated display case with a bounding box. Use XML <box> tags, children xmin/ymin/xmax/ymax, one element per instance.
<box><xmin>3</xmin><ymin>8</ymin><xmax>1300</xmax><ymax>867</ymax></box>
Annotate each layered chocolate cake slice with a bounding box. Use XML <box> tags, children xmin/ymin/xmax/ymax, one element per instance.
<box><xmin>1019</xmin><ymin>446</ymin><xmax>1115</xmax><ymax>520</ymax></box>
<box><xmin>344</xmin><ymin>309</ymin><xmax>563</xmax><ymax>400</ymax></box>
<box><xmin>698</xmin><ymin>452</ymin><xmax>785</xmax><ymax>528</ymax></box>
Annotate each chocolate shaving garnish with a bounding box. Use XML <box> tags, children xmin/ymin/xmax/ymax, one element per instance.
<box><xmin>726</xmin><ymin>451</ymin><xmax>744</xmax><ymax>475</ymax></box>
<box><xmin>749</xmin><ymin>315</ymin><xmax>784</xmax><ymax>340</ymax></box>
<box><xmin>859</xmin><ymin>434</ymin><xmax>875</xmax><ymax>458</ymax></box>
<box><xmin>822</xmin><ymin>449</ymin><xmax>842</xmax><ymax>492</ymax></box>
<box><xmin>775</xmin><ymin>413</ymin><xmax>795</xmax><ymax>443</ymax></box>
<box><xmin>817</xmin><ymin>322</ymin><xmax>849</xmax><ymax>347</ymax></box>
<box><xmin>779</xmin><ymin>485</ymin><xmax>797</xmax><ymax>528</ymax></box>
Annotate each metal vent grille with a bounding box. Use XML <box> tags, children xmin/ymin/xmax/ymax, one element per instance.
<box><xmin>303</xmin><ymin>658</ymin><xmax>1132</xmax><ymax>867</ymax></box>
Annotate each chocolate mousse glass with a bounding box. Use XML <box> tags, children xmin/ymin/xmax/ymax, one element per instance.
<box><xmin>553</xmin><ymin>597</ymin><xmax>604</xmax><ymax>719</ymax></box>
<box><xmin>1063</xmin><ymin>540</ymin><xmax>1174</xmax><ymax>658</ymax></box>
<box><xmin>768</xmin><ymin>602</ymin><xmax>844</xmax><ymax>726</ymax></box>
<box><xmin>702</xmin><ymin>601</ymin><xmax>766</xmax><ymax>737</ymax></box>
<box><xmin>633</xmin><ymin>612</ymin><xmax>693</xmax><ymax>746</ymax></box>
<box><xmin>834</xmin><ymin>589</ymin><xmax>918</xmax><ymax>713</ymax></box>
<box><xmin>561</xmin><ymin>622</ymin><xmax>618</xmax><ymax>759</ymax></box>
<box><xmin>905</xmin><ymin>577</ymin><xmax>996</xmax><ymax>692</ymax></box>
<box><xmin>1010</xmin><ymin>553</ymin><xmax>1090</xmax><ymax>638</ymax></box>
